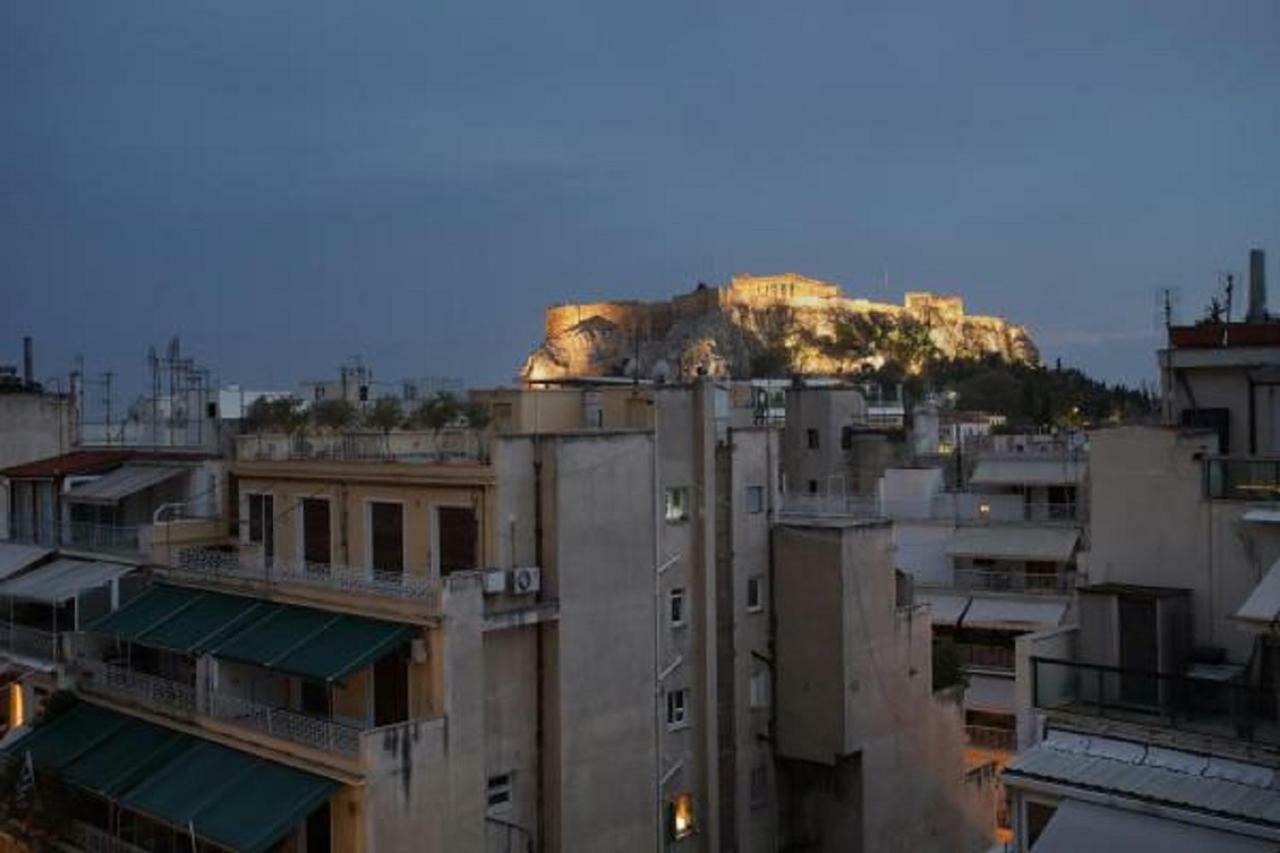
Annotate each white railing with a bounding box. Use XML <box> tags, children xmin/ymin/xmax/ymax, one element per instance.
<box><xmin>965</xmin><ymin>724</ymin><xmax>1017</xmax><ymax>752</ymax></box>
<box><xmin>954</xmin><ymin>568</ymin><xmax>1076</xmax><ymax>595</ymax></box>
<box><xmin>206</xmin><ymin>690</ymin><xmax>361</xmax><ymax>757</ymax></box>
<box><xmin>0</xmin><ymin>620</ymin><xmax>60</xmax><ymax>662</ymax></box>
<box><xmin>71</xmin><ymin>822</ymin><xmax>151</xmax><ymax>853</ymax></box>
<box><xmin>76</xmin><ymin>659</ymin><xmax>197</xmax><ymax>716</ymax></box>
<box><xmin>171</xmin><ymin>547</ymin><xmax>440</xmax><ymax>606</ymax></box>
<box><xmin>236</xmin><ymin>429</ymin><xmax>487</xmax><ymax>463</ymax></box>
<box><xmin>74</xmin><ymin>658</ymin><xmax>363</xmax><ymax>758</ymax></box>
<box><xmin>777</xmin><ymin>493</ymin><xmax>1082</xmax><ymax>523</ymax></box>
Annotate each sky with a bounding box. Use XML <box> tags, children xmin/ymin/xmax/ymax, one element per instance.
<box><xmin>2</xmin><ymin>1</ymin><xmax>1279</xmax><ymax>399</ymax></box>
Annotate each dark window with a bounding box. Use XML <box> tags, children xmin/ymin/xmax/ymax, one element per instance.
<box><xmin>300</xmin><ymin>680</ymin><xmax>329</xmax><ymax>716</ymax></box>
<box><xmin>807</xmin><ymin>428</ymin><xmax>820</xmax><ymax>449</ymax></box>
<box><xmin>807</xmin><ymin>480</ymin><xmax>818</xmax><ymax>494</ymax></box>
<box><xmin>438</xmin><ymin>506</ymin><xmax>479</xmax><ymax>574</ymax></box>
<box><xmin>248</xmin><ymin>494</ymin><xmax>274</xmax><ymax>565</ymax></box>
<box><xmin>1180</xmin><ymin>407</ymin><xmax>1230</xmax><ymax>453</ymax></box>
<box><xmin>746</xmin><ymin>485</ymin><xmax>765</xmax><ymax>514</ymax></box>
<box><xmin>373</xmin><ymin>647</ymin><xmax>410</xmax><ymax>726</ymax></box>
<box><xmin>670</xmin><ymin>588</ymin><xmax>685</xmax><ymax>626</ymax></box>
<box><xmin>487</xmin><ymin>773</ymin><xmax>512</xmax><ymax>813</ymax></box>
<box><xmin>302</xmin><ymin>498</ymin><xmax>331</xmax><ymax>567</ymax></box>
<box><xmin>841</xmin><ymin>426</ymin><xmax>854</xmax><ymax>449</ymax></box>
<box><xmin>305</xmin><ymin>798</ymin><xmax>332</xmax><ymax>853</ymax></box>
<box><xmin>746</xmin><ymin>576</ymin><xmax>763</xmax><ymax>611</ymax></box>
<box><xmin>370</xmin><ymin>502</ymin><xmax>404</xmax><ymax>573</ymax></box>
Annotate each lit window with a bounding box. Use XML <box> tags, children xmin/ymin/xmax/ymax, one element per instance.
<box><xmin>486</xmin><ymin>773</ymin><xmax>512</xmax><ymax>816</ymax></box>
<box><xmin>666</xmin><ymin>688</ymin><xmax>689</xmax><ymax>728</ymax></box>
<box><xmin>670</xmin><ymin>588</ymin><xmax>686</xmax><ymax>627</ymax></box>
<box><xmin>746</xmin><ymin>576</ymin><xmax>764</xmax><ymax>612</ymax></box>
<box><xmin>669</xmin><ymin>792</ymin><xmax>696</xmax><ymax>840</ymax></box>
<box><xmin>750</xmin><ymin>670</ymin><xmax>770</xmax><ymax>709</ymax></box>
<box><xmin>665</xmin><ymin>487</ymin><xmax>690</xmax><ymax>523</ymax></box>
<box><xmin>746</xmin><ymin>485</ymin><xmax>765</xmax><ymax>514</ymax></box>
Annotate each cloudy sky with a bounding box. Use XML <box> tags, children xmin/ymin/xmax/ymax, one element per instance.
<box><xmin>3</xmin><ymin>1</ymin><xmax>1278</xmax><ymax>396</ymax></box>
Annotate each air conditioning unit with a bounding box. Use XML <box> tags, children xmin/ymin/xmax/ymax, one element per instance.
<box><xmin>482</xmin><ymin>569</ymin><xmax>508</xmax><ymax>595</ymax></box>
<box><xmin>510</xmin><ymin>566</ymin><xmax>541</xmax><ymax>595</ymax></box>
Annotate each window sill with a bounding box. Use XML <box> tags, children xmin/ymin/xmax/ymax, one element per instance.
<box><xmin>667</xmin><ymin>721</ymin><xmax>690</xmax><ymax>733</ymax></box>
<box><xmin>746</xmin><ymin>606</ymin><xmax>764</xmax><ymax>615</ymax></box>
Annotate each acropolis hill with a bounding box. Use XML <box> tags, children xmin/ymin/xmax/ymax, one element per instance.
<box><xmin>522</xmin><ymin>273</ymin><xmax>1038</xmax><ymax>381</ymax></box>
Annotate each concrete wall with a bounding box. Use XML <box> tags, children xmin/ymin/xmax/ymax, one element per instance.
<box><xmin>781</xmin><ymin>388</ymin><xmax>867</xmax><ymax>496</ymax></box>
<box><xmin>1014</xmin><ymin>626</ymin><xmax>1077</xmax><ymax>750</ymax></box>
<box><xmin>0</xmin><ymin>393</ymin><xmax>73</xmax><ymax>471</ymax></box>
<box><xmin>362</xmin><ymin>716</ymin><xmax>451</xmax><ymax>853</ymax></box>
<box><xmin>483</xmin><ymin>625</ymin><xmax>539</xmax><ymax>852</ymax></box>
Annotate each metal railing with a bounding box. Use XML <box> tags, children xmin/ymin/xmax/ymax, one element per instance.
<box><xmin>0</xmin><ymin>620</ymin><xmax>59</xmax><ymax>662</ymax></box>
<box><xmin>236</xmin><ymin>429</ymin><xmax>487</xmax><ymax>463</ymax></box>
<box><xmin>1032</xmin><ymin>657</ymin><xmax>1280</xmax><ymax>748</ymax></box>
<box><xmin>71</xmin><ymin>822</ymin><xmax>152</xmax><ymax>853</ymax></box>
<box><xmin>5</xmin><ymin>520</ymin><xmax>142</xmax><ymax>557</ymax></box>
<box><xmin>74</xmin><ymin>658</ymin><xmax>363</xmax><ymax>757</ymax></box>
<box><xmin>170</xmin><ymin>546</ymin><xmax>440</xmax><ymax>606</ymax></box>
<box><xmin>777</xmin><ymin>493</ymin><xmax>1082</xmax><ymax>523</ymax></box>
<box><xmin>965</xmin><ymin>724</ymin><xmax>1017</xmax><ymax>752</ymax></box>
<box><xmin>954</xmin><ymin>568</ymin><xmax>1076</xmax><ymax>595</ymax></box>
<box><xmin>957</xmin><ymin>644</ymin><xmax>1016</xmax><ymax>672</ymax></box>
<box><xmin>75</xmin><ymin>659</ymin><xmax>197</xmax><ymax>716</ymax></box>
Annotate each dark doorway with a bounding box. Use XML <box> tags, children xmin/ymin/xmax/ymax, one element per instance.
<box><xmin>373</xmin><ymin>649</ymin><xmax>409</xmax><ymax>726</ymax></box>
<box><xmin>300</xmin><ymin>680</ymin><xmax>329</xmax><ymax>717</ymax></box>
<box><xmin>302</xmin><ymin>498</ymin><xmax>331</xmax><ymax>567</ymax></box>
<box><xmin>305</xmin><ymin>799</ymin><xmax>332</xmax><ymax>853</ymax></box>
<box><xmin>249</xmin><ymin>494</ymin><xmax>275</xmax><ymax>566</ymax></box>
<box><xmin>438</xmin><ymin>507</ymin><xmax>478</xmax><ymax>574</ymax></box>
<box><xmin>1119</xmin><ymin>596</ymin><xmax>1159</xmax><ymax>707</ymax></box>
<box><xmin>369</xmin><ymin>502</ymin><xmax>404</xmax><ymax>574</ymax></box>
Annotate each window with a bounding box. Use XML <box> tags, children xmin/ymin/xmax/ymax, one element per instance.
<box><xmin>746</xmin><ymin>485</ymin><xmax>765</xmax><ymax>514</ymax></box>
<box><xmin>746</xmin><ymin>576</ymin><xmax>764</xmax><ymax>612</ymax></box>
<box><xmin>438</xmin><ymin>506</ymin><xmax>479</xmax><ymax>574</ymax></box>
<box><xmin>369</xmin><ymin>501</ymin><xmax>404</xmax><ymax>574</ymax></box>
<box><xmin>806</xmin><ymin>428</ymin><xmax>820</xmax><ymax>449</ymax></box>
<box><xmin>807</xmin><ymin>480</ymin><xmax>818</xmax><ymax>495</ymax></box>
<box><xmin>486</xmin><ymin>773</ymin><xmax>512</xmax><ymax>816</ymax></box>
<box><xmin>665</xmin><ymin>487</ymin><xmax>690</xmax><ymax>523</ymax></box>
<box><xmin>669</xmin><ymin>793</ymin><xmax>696</xmax><ymax>841</ymax></box>
<box><xmin>666</xmin><ymin>688</ymin><xmax>689</xmax><ymax>728</ymax></box>
<box><xmin>749</xmin><ymin>764</ymin><xmax>769</xmax><ymax>810</ymax></box>
<box><xmin>301</xmin><ymin>498</ymin><xmax>331</xmax><ymax>567</ymax></box>
<box><xmin>670</xmin><ymin>588</ymin><xmax>686</xmax><ymax>627</ymax></box>
<box><xmin>750</xmin><ymin>670</ymin><xmax>770</xmax><ymax>709</ymax></box>
<box><xmin>841</xmin><ymin>425</ymin><xmax>854</xmax><ymax>450</ymax></box>
<box><xmin>247</xmin><ymin>494</ymin><xmax>274</xmax><ymax>564</ymax></box>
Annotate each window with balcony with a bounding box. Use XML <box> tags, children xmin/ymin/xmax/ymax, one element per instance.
<box><xmin>369</xmin><ymin>501</ymin><xmax>404</xmax><ymax>574</ymax></box>
<box><xmin>665</xmin><ymin>487</ymin><xmax>690</xmax><ymax>523</ymax></box>
<box><xmin>666</xmin><ymin>688</ymin><xmax>689</xmax><ymax>729</ymax></box>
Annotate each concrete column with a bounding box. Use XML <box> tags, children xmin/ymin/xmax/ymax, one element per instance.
<box><xmin>442</xmin><ymin>573</ymin><xmax>486</xmax><ymax>853</ymax></box>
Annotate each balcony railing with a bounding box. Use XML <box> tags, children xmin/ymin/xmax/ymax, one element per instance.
<box><xmin>954</xmin><ymin>568</ymin><xmax>1075</xmax><ymax>595</ymax></box>
<box><xmin>169</xmin><ymin>546</ymin><xmax>440</xmax><ymax>606</ymax></box>
<box><xmin>1032</xmin><ymin>657</ymin><xmax>1280</xmax><ymax>748</ymax></box>
<box><xmin>236</xmin><ymin>429</ymin><xmax>486</xmax><ymax>463</ymax></box>
<box><xmin>777</xmin><ymin>493</ymin><xmax>1081</xmax><ymax>524</ymax></box>
<box><xmin>965</xmin><ymin>724</ymin><xmax>1017</xmax><ymax>752</ymax></box>
<box><xmin>5</xmin><ymin>521</ymin><xmax>142</xmax><ymax>558</ymax></box>
<box><xmin>73</xmin><ymin>658</ymin><xmax>363</xmax><ymax>758</ymax></box>
<box><xmin>0</xmin><ymin>620</ymin><xmax>59</xmax><ymax>662</ymax></box>
<box><xmin>71</xmin><ymin>822</ymin><xmax>152</xmax><ymax>853</ymax></box>
<box><xmin>957</xmin><ymin>644</ymin><xmax>1016</xmax><ymax>672</ymax></box>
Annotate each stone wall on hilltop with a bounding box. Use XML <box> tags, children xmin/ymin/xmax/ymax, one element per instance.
<box><xmin>523</xmin><ymin>273</ymin><xmax>1037</xmax><ymax>381</ymax></box>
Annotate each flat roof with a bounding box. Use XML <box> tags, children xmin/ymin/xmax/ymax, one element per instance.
<box><xmin>1033</xmin><ymin>798</ymin><xmax>1274</xmax><ymax>853</ymax></box>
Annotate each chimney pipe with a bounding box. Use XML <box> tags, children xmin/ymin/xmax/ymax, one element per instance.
<box><xmin>22</xmin><ymin>336</ymin><xmax>33</xmax><ymax>387</ymax></box>
<box><xmin>1248</xmin><ymin>249</ymin><xmax>1267</xmax><ymax>323</ymax></box>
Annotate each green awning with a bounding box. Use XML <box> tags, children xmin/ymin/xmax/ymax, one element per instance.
<box><xmin>87</xmin><ymin>583</ymin><xmax>415</xmax><ymax>682</ymax></box>
<box><xmin>5</xmin><ymin>702</ymin><xmax>337</xmax><ymax>853</ymax></box>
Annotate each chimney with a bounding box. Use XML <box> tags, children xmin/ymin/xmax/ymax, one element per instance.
<box><xmin>1248</xmin><ymin>249</ymin><xmax>1267</xmax><ymax>322</ymax></box>
<box><xmin>22</xmin><ymin>336</ymin><xmax>33</xmax><ymax>386</ymax></box>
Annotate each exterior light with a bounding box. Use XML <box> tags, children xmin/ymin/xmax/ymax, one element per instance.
<box><xmin>669</xmin><ymin>793</ymin><xmax>696</xmax><ymax>840</ymax></box>
<box><xmin>978</xmin><ymin>502</ymin><xmax>991</xmax><ymax>519</ymax></box>
<box><xmin>9</xmin><ymin>683</ymin><xmax>24</xmax><ymax>728</ymax></box>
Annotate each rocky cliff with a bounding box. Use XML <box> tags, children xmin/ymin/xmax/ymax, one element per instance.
<box><xmin>522</xmin><ymin>273</ymin><xmax>1037</xmax><ymax>381</ymax></box>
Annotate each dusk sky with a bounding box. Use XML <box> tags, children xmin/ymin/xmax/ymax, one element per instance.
<box><xmin>3</xmin><ymin>1</ymin><xmax>1278</xmax><ymax>396</ymax></box>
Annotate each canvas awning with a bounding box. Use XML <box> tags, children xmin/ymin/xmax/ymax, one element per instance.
<box><xmin>1233</xmin><ymin>555</ymin><xmax>1280</xmax><ymax>628</ymax></box>
<box><xmin>946</xmin><ymin>527</ymin><xmax>1079</xmax><ymax>563</ymax></box>
<box><xmin>1031</xmin><ymin>798</ymin><xmax>1273</xmax><ymax>852</ymax></box>
<box><xmin>89</xmin><ymin>584</ymin><xmax>415</xmax><ymax>682</ymax></box>
<box><xmin>0</xmin><ymin>558</ymin><xmax>132</xmax><ymax>604</ymax></box>
<box><xmin>66</xmin><ymin>464</ymin><xmax>186</xmax><ymax>505</ymax></box>
<box><xmin>965</xmin><ymin>673</ymin><xmax>1015</xmax><ymax>713</ymax></box>
<box><xmin>918</xmin><ymin>592</ymin><xmax>970</xmax><ymax>627</ymax></box>
<box><xmin>969</xmin><ymin>458</ymin><xmax>1085</xmax><ymax>487</ymax></box>
<box><xmin>4</xmin><ymin>702</ymin><xmax>336</xmax><ymax>852</ymax></box>
<box><xmin>0</xmin><ymin>542</ymin><xmax>51</xmax><ymax>581</ymax></box>
<box><xmin>961</xmin><ymin>597</ymin><xmax>1068</xmax><ymax>629</ymax></box>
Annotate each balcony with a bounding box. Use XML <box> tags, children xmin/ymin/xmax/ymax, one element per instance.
<box><xmin>1032</xmin><ymin>657</ymin><xmax>1280</xmax><ymax>749</ymax></box>
<box><xmin>954</xmin><ymin>568</ymin><xmax>1076</xmax><ymax>596</ymax></box>
<box><xmin>957</xmin><ymin>643</ymin><xmax>1016</xmax><ymax>672</ymax></box>
<box><xmin>0</xmin><ymin>620</ymin><xmax>60</xmax><ymax>663</ymax></box>
<box><xmin>777</xmin><ymin>493</ymin><xmax>1081</xmax><ymax>524</ymax></box>
<box><xmin>73</xmin><ymin>658</ymin><xmax>364</xmax><ymax>758</ymax></box>
<box><xmin>965</xmin><ymin>724</ymin><xmax>1017</xmax><ymax>752</ymax></box>
<box><xmin>5</xmin><ymin>522</ymin><xmax>143</xmax><ymax>560</ymax></box>
<box><xmin>236</xmin><ymin>429</ymin><xmax>486</xmax><ymax>464</ymax></box>
<box><xmin>164</xmin><ymin>546</ymin><xmax>441</xmax><ymax>610</ymax></box>
<box><xmin>69</xmin><ymin>822</ymin><xmax>152</xmax><ymax>853</ymax></box>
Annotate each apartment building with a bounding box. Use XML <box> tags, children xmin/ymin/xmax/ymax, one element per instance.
<box><xmin>780</xmin><ymin>383</ymin><xmax>909</xmax><ymax>498</ymax></box>
<box><xmin>1006</xmin><ymin>251</ymin><xmax>1280</xmax><ymax>850</ymax></box>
